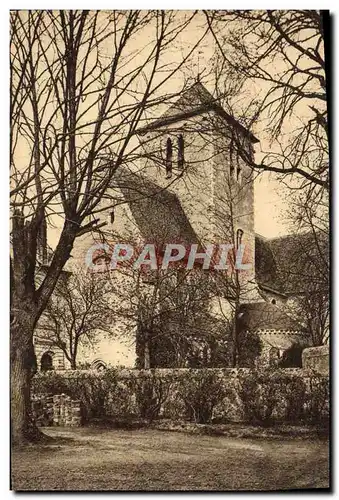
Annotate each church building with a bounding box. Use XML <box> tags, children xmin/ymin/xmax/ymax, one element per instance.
<box><xmin>34</xmin><ymin>82</ymin><xmax>310</xmax><ymax>370</ymax></box>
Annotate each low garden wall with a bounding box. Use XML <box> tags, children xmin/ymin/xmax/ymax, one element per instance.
<box><xmin>31</xmin><ymin>393</ymin><xmax>82</xmax><ymax>427</ymax></box>
<box><xmin>302</xmin><ymin>345</ymin><xmax>329</xmax><ymax>376</ymax></box>
<box><xmin>32</xmin><ymin>368</ymin><xmax>329</xmax><ymax>427</ymax></box>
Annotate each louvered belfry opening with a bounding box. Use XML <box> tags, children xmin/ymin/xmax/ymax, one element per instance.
<box><xmin>166</xmin><ymin>137</ymin><xmax>173</xmax><ymax>178</ymax></box>
<box><xmin>178</xmin><ymin>134</ymin><xmax>184</xmax><ymax>169</ymax></box>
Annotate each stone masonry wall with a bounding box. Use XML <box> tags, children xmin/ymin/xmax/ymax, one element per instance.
<box><xmin>302</xmin><ymin>345</ymin><xmax>329</xmax><ymax>375</ymax></box>
<box><xmin>32</xmin><ymin>367</ymin><xmax>329</xmax><ymax>425</ymax></box>
<box><xmin>34</xmin><ymin>340</ymin><xmax>66</xmax><ymax>370</ymax></box>
<box><xmin>139</xmin><ymin>113</ymin><xmax>216</xmax><ymax>243</ymax></box>
<box><xmin>31</xmin><ymin>393</ymin><xmax>82</xmax><ymax>427</ymax></box>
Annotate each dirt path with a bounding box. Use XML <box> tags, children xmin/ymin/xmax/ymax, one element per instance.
<box><xmin>12</xmin><ymin>427</ymin><xmax>330</xmax><ymax>491</ymax></box>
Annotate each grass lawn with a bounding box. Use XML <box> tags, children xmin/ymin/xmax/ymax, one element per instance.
<box><xmin>11</xmin><ymin>427</ymin><xmax>330</xmax><ymax>491</ymax></box>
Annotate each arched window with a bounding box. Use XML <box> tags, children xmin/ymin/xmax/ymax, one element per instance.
<box><xmin>230</xmin><ymin>164</ymin><xmax>235</xmax><ymax>179</ymax></box>
<box><xmin>236</xmin><ymin>229</ymin><xmax>244</xmax><ymax>249</ymax></box>
<box><xmin>41</xmin><ymin>351</ymin><xmax>53</xmax><ymax>372</ymax></box>
<box><xmin>178</xmin><ymin>134</ymin><xmax>184</xmax><ymax>169</ymax></box>
<box><xmin>90</xmin><ymin>359</ymin><xmax>107</xmax><ymax>371</ymax></box>
<box><xmin>165</xmin><ymin>138</ymin><xmax>172</xmax><ymax>178</ymax></box>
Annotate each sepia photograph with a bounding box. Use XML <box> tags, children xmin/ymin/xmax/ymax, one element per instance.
<box><xmin>10</xmin><ymin>8</ymin><xmax>330</xmax><ymax>491</ymax></box>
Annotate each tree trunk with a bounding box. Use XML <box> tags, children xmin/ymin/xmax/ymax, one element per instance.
<box><xmin>10</xmin><ymin>215</ymin><xmax>78</xmax><ymax>445</ymax></box>
<box><xmin>11</xmin><ymin>319</ymin><xmax>41</xmax><ymax>446</ymax></box>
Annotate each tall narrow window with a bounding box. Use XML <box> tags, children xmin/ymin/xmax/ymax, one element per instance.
<box><xmin>110</xmin><ymin>208</ymin><xmax>115</xmax><ymax>225</ymax></box>
<box><xmin>230</xmin><ymin>164</ymin><xmax>235</xmax><ymax>179</ymax></box>
<box><xmin>236</xmin><ymin>228</ymin><xmax>244</xmax><ymax>249</ymax></box>
<box><xmin>166</xmin><ymin>137</ymin><xmax>172</xmax><ymax>178</ymax></box>
<box><xmin>178</xmin><ymin>134</ymin><xmax>184</xmax><ymax>169</ymax></box>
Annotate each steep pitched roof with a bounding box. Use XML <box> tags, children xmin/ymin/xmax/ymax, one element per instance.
<box><xmin>269</xmin><ymin>232</ymin><xmax>328</xmax><ymax>294</ymax></box>
<box><xmin>255</xmin><ymin>231</ymin><xmax>328</xmax><ymax>296</ymax></box>
<box><xmin>115</xmin><ymin>168</ymin><xmax>199</xmax><ymax>250</ymax></box>
<box><xmin>255</xmin><ymin>234</ymin><xmax>284</xmax><ymax>294</ymax></box>
<box><xmin>137</xmin><ymin>82</ymin><xmax>259</xmax><ymax>143</ymax></box>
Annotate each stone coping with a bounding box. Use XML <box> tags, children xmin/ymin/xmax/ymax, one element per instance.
<box><xmin>33</xmin><ymin>367</ymin><xmax>328</xmax><ymax>379</ymax></box>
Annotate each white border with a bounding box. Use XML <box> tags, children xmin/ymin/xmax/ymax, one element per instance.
<box><xmin>2</xmin><ymin>3</ymin><xmax>337</xmax><ymax>499</ymax></box>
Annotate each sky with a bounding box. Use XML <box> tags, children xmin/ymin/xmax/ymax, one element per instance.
<box><xmin>12</xmin><ymin>10</ymin><xmax>299</xmax><ymax>248</ymax></box>
<box><xmin>254</xmin><ymin>173</ymin><xmax>289</xmax><ymax>238</ymax></box>
<box><xmin>104</xmin><ymin>10</ymin><xmax>296</xmax><ymax>238</ymax></box>
<box><xmin>136</xmin><ymin>11</ymin><xmax>293</xmax><ymax>239</ymax></box>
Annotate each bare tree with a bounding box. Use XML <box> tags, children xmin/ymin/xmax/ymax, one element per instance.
<box><xmin>211</xmin><ymin>187</ymin><xmax>259</xmax><ymax>366</ymax></box>
<box><xmin>99</xmin><ymin>93</ymin><xmax>261</xmax><ymax>368</ymax></box>
<box><xmin>10</xmin><ymin>10</ymin><xmax>206</xmax><ymax>444</ymax></box>
<box><xmin>296</xmin><ymin>290</ymin><xmax>329</xmax><ymax>347</ymax></box>
<box><xmin>280</xmin><ymin>196</ymin><xmax>329</xmax><ymax>346</ymax></box>
<box><xmin>105</xmin><ymin>252</ymin><xmax>219</xmax><ymax>369</ymax></box>
<box><xmin>37</xmin><ymin>268</ymin><xmax>114</xmax><ymax>369</ymax></box>
<box><xmin>203</xmin><ymin>10</ymin><xmax>329</xmax><ymax>353</ymax></box>
<box><xmin>149</xmin><ymin>269</ymin><xmax>222</xmax><ymax>368</ymax></box>
<box><xmin>103</xmin><ymin>175</ymin><xmax>257</xmax><ymax>369</ymax></box>
<box><xmin>197</xmin><ymin>108</ymin><xmax>260</xmax><ymax>366</ymax></box>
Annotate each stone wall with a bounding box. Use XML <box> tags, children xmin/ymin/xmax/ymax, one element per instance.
<box><xmin>32</xmin><ymin>367</ymin><xmax>329</xmax><ymax>425</ymax></box>
<box><xmin>32</xmin><ymin>393</ymin><xmax>82</xmax><ymax>427</ymax></box>
<box><xmin>34</xmin><ymin>340</ymin><xmax>66</xmax><ymax>370</ymax></box>
<box><xmin>139</xmin><ymin>113</ymin><xmax>216</xmax><ymax>243</ymax></box>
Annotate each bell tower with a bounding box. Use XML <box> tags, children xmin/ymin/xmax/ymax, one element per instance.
<box><xmin>136</xmin><ymin>82</ymin><xmax>259</xmax><ymax>294</ymax></box>
<box><xmin>136</xmin><ymin>82</ymin><xmax>218</xmax><ymax>243</ymax></box>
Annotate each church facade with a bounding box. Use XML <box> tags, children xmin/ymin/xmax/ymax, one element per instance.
<box><xmin>34</xmin><ymin>82</ymin><xmax>310</xmax><ymax>371</ymax></box>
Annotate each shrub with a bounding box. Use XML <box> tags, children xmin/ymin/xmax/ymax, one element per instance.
<box><xmin>304</xmin><ymin>375</ymin><xmax>329</xmax><ymax>424</ymax></box>
<box><xmin>131</xmin><ymin>371</ymin><xmax>175</xmax><ymax>423</ymax></box>
<box><xmin>32</xmin><ymin>368</ymin><xmax>329</xmax><ymax>427</ymax></box>
<box><xmin>238</xmin><ymin>368</ymin><xmax>281</xmax><ymax>425</ymax></box>
<box><xmin>237</xmin><ymin>331</ymin><xmax>263</xmax><ymax>368</ymax></box>
<box><xmin>33</xmin><ymin>371</ymin><xmax>69</xmax><ymax>395</ymax></box>
<box><xmin>238</xmin><ymin>369</ymin><xmax>329</xmax><ymax>426</ymax></box>
<box><xmin>280</xmin><ymin>374</ymin><xmax>307</xmax><ymax>423</ymax></box>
